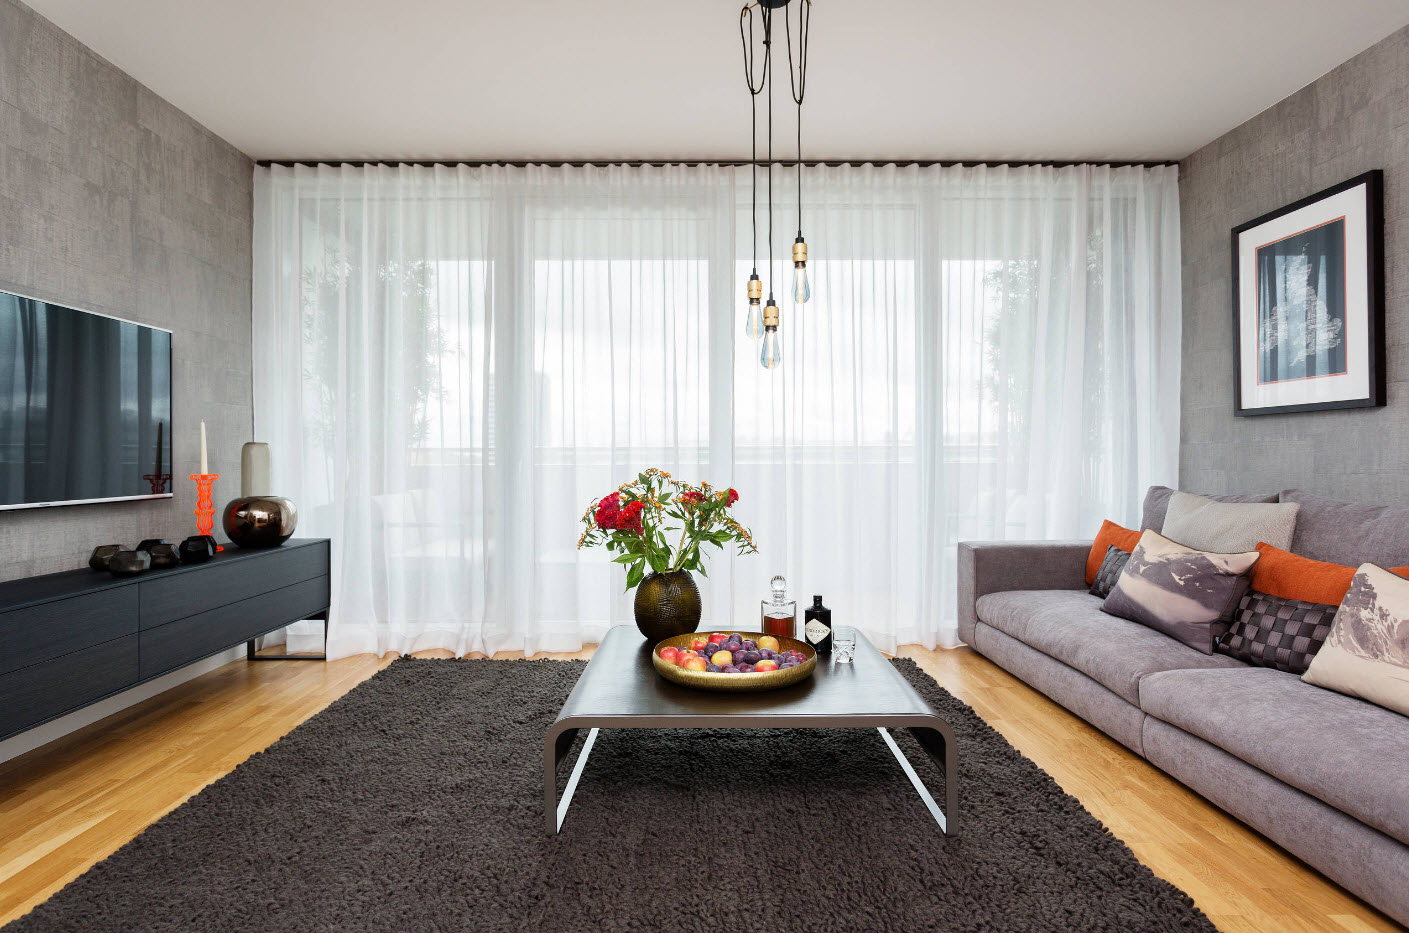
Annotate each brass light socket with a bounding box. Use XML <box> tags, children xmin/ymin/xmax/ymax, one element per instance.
<box><xmin>792</xmin><ymin>239</ymin><xmax>808</xmax><ymax>263</ymax></box>
<box><xmin>762</xmin><ymin>301</ymin><xmax>780</xmax><ymax>327</ymax></box>
<box><xmin>747</xmin><ymin>277</ymin><xmax>763</xmax><ymax>300</ymax></box>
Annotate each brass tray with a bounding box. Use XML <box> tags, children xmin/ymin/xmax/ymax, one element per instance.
<box><xmin>651</xmin><ymin>631</ymin><xmax>817</xmax><ymax>692</ymax></box>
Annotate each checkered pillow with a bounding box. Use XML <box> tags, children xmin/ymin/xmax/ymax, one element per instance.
<box><xmin>1217</xmin><ymin>591</ymin><xmax>1336</xmax><ymax>674</ymax></box>
<box><xmin>1088</xmin><ymin>545</ymin><xmax>1130</xmax><ymax>599</ymax></box>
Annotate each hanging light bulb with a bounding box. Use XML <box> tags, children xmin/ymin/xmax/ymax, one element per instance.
<box><xmin>791</xmin><ymin>235</ymin><xmax>811</xmax><ymax>304</ymax></box>
<box><xmin>760</xmin><ymin>297</ymin><xmax>782</xmax><ymax>369</ymax></box>
<box><xmin>744</xmin><ymin>272</ymin><xmax>764</xmax><ymax>339</ymax></box>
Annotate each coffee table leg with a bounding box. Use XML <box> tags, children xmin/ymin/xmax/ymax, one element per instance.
<box><xmin>544</xmin><ymin>726</ymin><xmax>599</xmax><ymax>836</ymax></box>
<box><xmin>878</xmin><ymin>726</ymin><xmax>957</xmax><ymax>836</ymax></box>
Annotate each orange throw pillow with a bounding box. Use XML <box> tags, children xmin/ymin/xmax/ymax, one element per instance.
<box><xmin>1250</xmin><ymin>542</ymin><xmax>1409</xmax><ymax>604</ymax></box>
<box><xmin>1086</xmin><ymin>520</ymin><xmax>1143</xmax><ymax>585</ymax></box>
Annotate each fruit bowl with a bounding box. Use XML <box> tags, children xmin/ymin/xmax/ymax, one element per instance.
<box><xmin>652</xmin><ymin>631</ymin><xmax>817</xmax><ymax>692</ymax></box>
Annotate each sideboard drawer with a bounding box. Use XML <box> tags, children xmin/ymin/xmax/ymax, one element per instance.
<box><xmin>138</xmin><ymin>542</ymin><xmax>329</xmax><ymax>629</ymax></box>
<box><xmin>0</xmin><ymin>636</ymin><xmax>139</xmax><ymax>739</ymax></box>
<box><xmin>0</xmin><ymin>587</ymin><xmax>139</xmax><ymax>676</ymax></box>
<box><xmin>139</xmin><ymin>575</ymin><xmax>329</xmax><ymax>679</ymax></box>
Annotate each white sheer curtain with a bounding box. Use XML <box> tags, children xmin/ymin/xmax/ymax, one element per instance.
<box><xmin>253</xmin><ymin>162</ymin><xmax>1179</xmax><ymax>659</ymax></box>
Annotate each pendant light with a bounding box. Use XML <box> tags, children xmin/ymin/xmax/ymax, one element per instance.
<box><xmin>740</xmin><ymin>0</ymin><xmax>813</xmax><ymax>369</ymax></box>
<box><xmin>787</xmin><ymin>0</ymin><xmax>811</xmax><ymax>305</ymax></box>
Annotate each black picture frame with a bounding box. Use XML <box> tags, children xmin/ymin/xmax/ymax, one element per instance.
<box><xmin>1231</xmin><ymin>170</ymin><xmax>1385</xmax><ymax>416</ymax></box>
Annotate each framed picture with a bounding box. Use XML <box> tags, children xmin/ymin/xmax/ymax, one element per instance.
<box><xmin>1231</xmin><ymin>170</ymin><xmax>1384</xmax><ymax>416</ymax></box>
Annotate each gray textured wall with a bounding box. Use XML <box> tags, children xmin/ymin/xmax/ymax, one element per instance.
<box><xmin>1180</xmin><ymin>26</ymin><xmax>1409</xmax><ymax>505</ymax></box>
<box><xmin>0</xmin><ymin>0</ymin><xmax>252</xmax><ymax>580</ymax></box>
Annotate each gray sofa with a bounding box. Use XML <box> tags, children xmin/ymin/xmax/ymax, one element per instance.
<box><xmin>957</xmin><ymin>487</ymin><xmax>1409</xmax><ymax>926</ymax></box>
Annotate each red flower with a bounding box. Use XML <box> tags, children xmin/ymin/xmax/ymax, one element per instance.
<box><xmin>725</xmin><ymin>488</ymin><xmax>739</xmax><ymax>508</ymax></box>
<box><xmin>618</xmin><ymin>500</ymin><xmax>645</xmax><ymax>534</ymax></box>
<box><xmin>594</xmin><ymin>493</ymin><xmax>621</xmax><ymax>530</ymax></box>
<box><xmin>680</xmin><ymin>490</ymin><xmax>704</xmax><ymax>508</ymax></box>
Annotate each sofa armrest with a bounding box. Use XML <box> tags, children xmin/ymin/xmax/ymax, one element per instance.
<box><xmin>956</xmin><ymin>540</ymin><xmax>1092</xmax><ymax>646</ymax></box>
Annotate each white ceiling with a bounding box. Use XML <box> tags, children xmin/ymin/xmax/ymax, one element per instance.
<box><xmin>24</xmin><ymin>0</ymin><xmax>1409</xmax><ymax>163</ymax></box>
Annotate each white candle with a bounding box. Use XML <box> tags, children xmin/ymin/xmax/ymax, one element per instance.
<box><xmin>200</xmin><ymin>421</ymin><xmax>208</xmax><ymax>475</ymax></box>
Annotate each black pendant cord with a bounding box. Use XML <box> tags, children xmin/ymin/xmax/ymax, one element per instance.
<box><xmin>739</xmin><ymin>3</ymin><xmax>769</xmax><ymax>274</ymax></box>
<box><xmin>766</xmin><ymin>5</ymin><xmax>774</xmax><ymax>295</ymax></box>
<box><xmin>786</xmin><ymin>0</ymin><xmax>810</xmax><ymax>237</ymax></box>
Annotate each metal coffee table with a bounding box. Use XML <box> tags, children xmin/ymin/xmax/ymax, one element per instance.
<box><xmin>544</xmin><ymin>626</ymin><xmax>958</xmax><ymax>836</ymax></box>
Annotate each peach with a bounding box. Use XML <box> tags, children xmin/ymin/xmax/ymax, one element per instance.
<box><xmin>753</xmin><ymin>659</ymin><xmax>779</xmax><ymax>672</ymax></box>
<box><xmin>658</xmin><ymin>646</ymin><xmax>681</xmax><ymax>664</ymax></box>
<box><xmin>682</xmin><ymin>655</ymin><xmax>708</xmax><ymax>671</ymax></box>
<box><xmin>756</xmin><ymin>635</ymin><xmax>781</xmax><ymax>653</ymax></box>
<box><xmin>710</xmin><ymin>649</ymin><xmax>734</xmax><ymax>667</ymax></box>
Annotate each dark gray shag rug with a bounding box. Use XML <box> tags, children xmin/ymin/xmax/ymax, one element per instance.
<box><xmin>6</xmin><ymin>658</ymin><xmax>1219</xmax><ymax>932</ymax></box>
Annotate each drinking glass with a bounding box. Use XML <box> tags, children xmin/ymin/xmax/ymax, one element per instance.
<box><xmin>833</xmin><ymin>626</ymin><xmax>856</xmax><ymax>664</ymax></box>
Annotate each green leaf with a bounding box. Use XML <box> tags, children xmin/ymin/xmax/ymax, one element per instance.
<box><xmin>625</xmin><ymin>562</ymin><xmax>645</xmax><ymax>590</ymax></box>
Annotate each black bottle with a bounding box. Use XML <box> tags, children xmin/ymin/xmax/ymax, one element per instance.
<box><xmin>804</xmin><ymin>595</ymin><xmax>832</xmax><ymax>655</ymax></box>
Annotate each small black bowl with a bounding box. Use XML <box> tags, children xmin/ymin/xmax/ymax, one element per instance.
<box><xmin>108</xmin><ymin>549</ymin><xmax>151</xmax><ymax>576</ymax></box>
<box><xmin>89</xmin><ymin>545</ymin><xmax>123</xmax><ymax>571</ymax></box>
<box><xmin>178</xmin><ymin>535</ymin><xmax>219</xmax><ymax>564</ymax></box>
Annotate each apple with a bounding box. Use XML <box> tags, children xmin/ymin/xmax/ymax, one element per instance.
<box><xmin>689</xmin><ymin>637</ymin><xmax>709</xmax><ymax>652</ymax></box>
<box><xmin>753</xmin><ymin>659</ymin><xmax>779</xmax><ymax>672</ymax></box>
<box><xmin>756</xmin><ymin>635</ymin><xmax>780</xmax><ymax>653</ymax></box>
<box><xmin>682</xmin><ymin>655</ymin><xmax>707</xmax><ymax>671</ymax></box>
<box><xmin>708</xmin><ymin>632</ymin><xmax>728</xmax><ymax>645</ymax></box>
<box><xmin>710</xmin><ymin>649</ymin><xmax>734</xmax><ymax>667</ymax></box>
<box><xmin>676</xmin><ymin>651</ymin><xmax>696</xmax><ymax>667</ymax></box>
<box><xmin>658</xmin><ymin>646</ymin><xmax>681</xmax><ymax>664</ymax></box>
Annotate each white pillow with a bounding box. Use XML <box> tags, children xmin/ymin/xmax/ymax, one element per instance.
<box><xmin>1160</xmin><ymin>491</ymin><xmax>1299</xmax><ymax>553</ymax></box>
<box><xmin>1303</xmin><ymin>564</ymin><xmax>1409</xmax><ymax>718</ymax></box>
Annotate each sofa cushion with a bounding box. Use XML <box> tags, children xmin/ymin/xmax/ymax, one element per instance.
<box><xmin>1160</xmin><ymin>491</ymin><xmax>1299</xmax><ymax>553</ymax></box>
<box><xmin>1282</xmin><ymin>489</ymin><xmax>1409</xmax><ymax>568</ymax></box>
<box><xmin>1139</xmin><ymin>666</ymin><xmax>1409</xmax><ymax>846</ymax></box>
<box><xmin>974</xmin><ymin>589</ymin><xmax>1246</xmax><ymax>705</ymax></box>
<box><xmin>1141</xmin><ymin>486</ymin><xmax>1278</xmax><ymax>533</ymax></box>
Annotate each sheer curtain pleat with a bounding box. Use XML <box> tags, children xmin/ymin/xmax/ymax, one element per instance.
<box><xmin>253</xmin><ymin>162</ymin><xmax>1179</xmax><ymax>659</ymax></box>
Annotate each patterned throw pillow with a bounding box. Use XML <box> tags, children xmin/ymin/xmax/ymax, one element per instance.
<box><xmin>1088</xmin><ymin>545</ymin><xmax>1130</xmax><ymax>599</ymax></box>
<box><xmin>1303</xmin><ymin>564</ymin><xmax>1409</xmax><ymax>717</ymax></box>
<box><xmin>1217</xmin><ymin>591</ymin><xmax>1336</xmax><ymax>674</ymax></box>
<box><xmin>1100</xmin><ymin>530</ymin><xmax>1260</xmax><ymax>654</ymax></box>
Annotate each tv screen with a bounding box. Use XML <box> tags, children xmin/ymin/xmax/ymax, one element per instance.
<box><xmin>0</xmin><ymin>289</ymin><xmax>173</xmax><ymax>510</ymax></box>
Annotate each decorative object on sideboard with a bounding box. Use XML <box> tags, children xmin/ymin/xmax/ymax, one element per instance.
<box><xmin>190</xmin><ymin>419</ymin><xmax>224</xmax><ymax>551</ymax></box>
<box><xmin>178</xmin><ymin>534</ymin><xmax>218</xmax><ymax>564</ymax></box>
<box><xmin>223</xmin><ymin>496</ymin><xmax>298</xmax><ymax>548</ymax></box>
<box><xmin>146</xmin><ymin>542</ymin><xmax>182</xmax><ymax>568</ymax></box>
<box><xmin>1232</xmin><ymin>170</ymin><xmax>1385</xmax><ymax>416</ymax></box>
<box><xmin>577</xmin><ymin>470</ymin><xmax>757</xmax><ymax>640</ymax></box>
<box><xmin>143</xmin><ymin>420</ymin><xmax>171</xmax><ymax>494</ymax></box>
<box><xmin>224</xmin><ymin>440</ymin><xmax>298</xmax><ymax>548</ymax></box>
<box><xmin>761</xmin><ymin>574</ymin><xmax>796</xmax><ymax>639</ymax></box>
<box><xmin>107</xmin><ymin>549</ymin><xmax>151</xmax><ymax>576</ymax></box>
<box><xmin>88</xmin><ymin>544</ymin><xmax>122</xmax><ymax>571</ymax></box>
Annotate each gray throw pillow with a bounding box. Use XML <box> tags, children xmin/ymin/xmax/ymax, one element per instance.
<box><xmin>1161</xmin><ymin>491</ymin><xmax>1299</xmax><ymax>553</ymax></box>
<box><xmin>1101</xmin><ymin>530</ymin><xmax>1261</xmax><ymax>654</ymax></box>
<box><xmin>1140</xmin><ymin>486</ymin><xmax>1278</xmax><ymax>533</ymax></box>
<box><xmin>1088</xmin><ymin>545</ymin><xmax>1130</xmax><ymax>599</ymax></box>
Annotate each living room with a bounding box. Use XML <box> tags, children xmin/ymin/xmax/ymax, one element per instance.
<box><xmin>1</xmin><ymin>1</ymin><xmax>1407</xmax><ymax>930</ymax></box>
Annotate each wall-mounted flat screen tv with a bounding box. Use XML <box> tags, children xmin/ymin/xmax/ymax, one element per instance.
<box><xmin>0</xmin><ymin>289</ymin><xmax>173</xmax><ymax>510</ymax></box>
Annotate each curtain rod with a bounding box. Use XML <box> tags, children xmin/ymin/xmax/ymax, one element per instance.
<box><xmin>255</xmin><ymin>158</ymin><xmax>1178</xmax><ymax>170</ymax></box>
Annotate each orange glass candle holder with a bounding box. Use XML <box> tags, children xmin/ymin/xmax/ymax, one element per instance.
<box><xmin>190</xmin><ymin>473</ymin><xmax>223</xmax><ymax>552</ymax></box>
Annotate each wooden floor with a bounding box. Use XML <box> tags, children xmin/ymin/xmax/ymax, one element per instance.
<box><xmin>0</xmin><ymin>644</ymin><xmax>1400</xmax><ymax>933</ymax></box>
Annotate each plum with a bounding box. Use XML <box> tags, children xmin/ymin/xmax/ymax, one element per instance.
<box><xmin>742</xmin><ymin>639</ymin><xmax>758</xmax><ymax>652</ymax></box>
<box><xmin>737</xmin><ymin>663</ymin><xmax>755</xmax><ymax>673</ymax></box>
<box><xmin>706</xmin><ymin>663</ymin><xmax>722</xmax><ymax>672</ymax></box>
<box><xmin>723</xmin><ymin>665</ymin><xmax>740</xmax><ymax>673</ymax></box>
<box><xmin>741</xmin><ymin>650</ymin><xmax>761</xmax><ymax>665</ymax></box>
<box><xmin>758</xmin><ymin>648</ymin><xmax>777</xmax><ymax>660</ymax></box>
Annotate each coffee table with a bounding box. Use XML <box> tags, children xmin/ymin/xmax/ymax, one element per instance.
<box><xmin>544</xmin><ymin>626</ymin><xmax>958</xmax><ymax>836</ymax></box>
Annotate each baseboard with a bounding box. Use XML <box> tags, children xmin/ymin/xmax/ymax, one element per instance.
<box><xmin>0</xmin><ymin>646</ymin><xmax>244</xmax><ymax>765</ymax></box>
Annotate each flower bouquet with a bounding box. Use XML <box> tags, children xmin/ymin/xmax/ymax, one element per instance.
<box><xmin>578</xmin><ymin>469</ymin><xmax>757</xmax><ymax>638</ymax></box>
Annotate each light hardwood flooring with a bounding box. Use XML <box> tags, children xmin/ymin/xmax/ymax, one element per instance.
<box><xmin>0</xmin><ymin>644</ymin><xmax>1400</xmax><ymax>932</ymax></box>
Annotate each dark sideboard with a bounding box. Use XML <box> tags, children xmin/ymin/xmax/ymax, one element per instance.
<box><xmin>0</xmin><ymin>538</ymin><xmax>330</xmax><ymax>741</ymax></box>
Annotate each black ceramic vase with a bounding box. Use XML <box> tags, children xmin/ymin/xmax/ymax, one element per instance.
<box><xmin>89</xmin><ymin>545</ymin><xmax>122</xmax><ymax>571</ymax></box>
<box><xmin>178</xmin><ymin>535</ymin><xmax>218</xmax><ymax>563</ymax></box>
<box><xmin>146</xmin><ymin>542</ymin><xmax>181</xmax><ymax>568</ymax></box>
<box><xmin>633</xmin><ymin>570</ymin><xmax>702</xmax><ymax>641</ymax></box>
<box><xmin>107</xmin><ymin>550</ymin><xmax>151</xmax><ymax>576</ymax></box>
<box><xmin>222</xmin><ymin>496</ymin><xmax>297</xmax><ymax>548</ymax></box>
